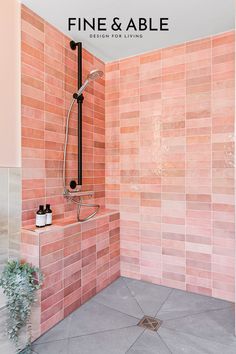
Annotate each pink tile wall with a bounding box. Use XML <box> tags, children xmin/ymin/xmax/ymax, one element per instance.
<box><xmin>105</xmin><ymin>31</ymin><xmax>235</xmax><ymax>301</ymax></box>
<box><xmin>21</xmin><ymin>5</ymin><xmax>105</xmax><ymax>226</ymax></box>
<box><xmin>21</xmin><ymin>5</ymin><xmax>235</xmax><ymax>303</ymax></box>
<box><xmin>21</xmin><ymin>210</ymin><xmax>120</xmax><ymax>337</ymax></box>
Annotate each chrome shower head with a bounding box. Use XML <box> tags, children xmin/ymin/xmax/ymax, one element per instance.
<box><xmin>87</xmin><ymin>69</ymin><xmax>104</xmax><ymax>81</ymax></box>
<box><xmin>75</xmin><ymin>69</ymin><xmax>104</xmax><ymax>97</ymax></box>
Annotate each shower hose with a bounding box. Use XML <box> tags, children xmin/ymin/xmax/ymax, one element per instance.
<box><xmin>63</xmin><ymin>98</ymin><xmax>100</xmax><ymax>222</ymax></box>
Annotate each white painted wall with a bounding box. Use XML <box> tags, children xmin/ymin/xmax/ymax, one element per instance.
<box><xmin>0</xmin><ymin>0</ymin><xmax>21</xmax><ymax>167</ymax></box>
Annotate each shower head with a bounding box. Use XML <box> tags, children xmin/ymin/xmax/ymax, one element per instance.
<box><xmin>87</xmin><ymin>69</ymin><xmax>103</xmax><ymax>81</ymax></box>
<box><xmin>75</xmin><ymin>69</ymin><xmax>104</xmax><ymax>97</ymax></box>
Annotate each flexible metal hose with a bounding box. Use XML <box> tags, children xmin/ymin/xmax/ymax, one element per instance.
<box><xmin>63</xmin><ymin>98</ymin><xmax>100</xmax><ymax>222</ymax></box>
<box><xmin>67</xmin><ymin>196</ymin><xmax>100</xmax><ymax>222</ymax></box>
<box><xmin>63</xmin><ymin>98</ymin><xmax>76</xmax><ymax>191</ymax></box>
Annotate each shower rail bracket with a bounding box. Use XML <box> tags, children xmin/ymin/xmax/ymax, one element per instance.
<box><xmin>63</xmin><ymin>189</ymin><xmax>94</xmax><ymax>198</ymax></box>
<box><xmin>73</xmin><ymin>92</ymin><xmax>84</xmax><ymax>102</ymax></box>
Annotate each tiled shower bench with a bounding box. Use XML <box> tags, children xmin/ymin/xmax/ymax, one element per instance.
<box><xmin>21</xmin><ymin>209</ymin><xmax>120</xmax><ymax>340</ymax></box>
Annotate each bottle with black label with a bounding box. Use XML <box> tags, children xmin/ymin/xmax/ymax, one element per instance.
<box><xmin>45</xmin><ymin>204</ymin><xmax>52</xmax><ymax>226</ymax></box>
<box><xmin>36</xmin><ymin>205</ymin><xmax>46</xmax><ymax>228</ymax></box>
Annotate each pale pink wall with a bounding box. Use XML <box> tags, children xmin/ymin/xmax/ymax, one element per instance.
<box><xmin>0</xmin><ymin>0</ymin><xmax>21</xmax><ymax>167</ymax></box>
<box><xmin>105</xmin><ymin>31</ymin><xmax>235</xmax><ymax>302</ymax></box>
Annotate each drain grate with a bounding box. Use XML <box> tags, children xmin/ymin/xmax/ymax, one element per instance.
<box><xmin>138</xmin><ymin>316</ymin><xmax>162</xmax><ymax>332</ymax></box>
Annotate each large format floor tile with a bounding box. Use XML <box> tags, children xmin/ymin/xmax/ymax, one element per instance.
<box><xmin>127</xmin><ymin>330</ymin><xmax>171</xmax><ymax>354</ymax></box>
<box><xmin>68</xmin><ymin>327</ymin><xmax>144</xmax><ymax>354</ymax></box>
<box><xmin>33</xmin><ymin>339</ymin><xmax>69</xmax><ymax>354</ymax></box>
<box><xmin>159</xmin><ymin>327</ymin><xmax>236</xmax><ymax>354</ymax></box>
<box><xmin>92</xmin><ymin>277</ymin><xmax>144</xmax><ymax>318</ymax></box>
<box><xmin>163</xmin><ymin>307</ymin><xmax>236</xmax><ymax>346</ymax></box>
<box><xmin>35</xmin><ymin>315</ymin><xmax>71</xmax><ymax>344</ymax></box>
<box><xmin>33</xmin><ymin>277</ymin><xmax>236</xmax><ymax>354</ymax></box>
<box><xmin>68</xmin><ymin>300</ymin><xmax>138</xmax><ymax>338</ymax></box>
<box><xmin>157</xmin><ymin>288</ymin><xmax>232</xmax><ymax>320</ymax></box>
<box><xmin>124</xmin><ymin>277</ymin><xmax>173</xmax><ymax>317</ymax></box>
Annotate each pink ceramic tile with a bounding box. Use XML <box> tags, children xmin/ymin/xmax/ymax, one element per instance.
<box><xmin>22</xmin><ymin>4</ymin><xmax>235</xmax><ymax>333</ymax></box>
<box><xmin>21</xmin><ymin>210</ymin><xmax>120</xmax><ymax>338</ymax></box>
<box><xmin>22</xmin><ymin>7</ymin><xmax>105</xmax><ymax>225</ymax></box>
<box><xmin>105</xmin><ymin>30</ymin><xmax>235</xmax><ymax>304</ymax></box>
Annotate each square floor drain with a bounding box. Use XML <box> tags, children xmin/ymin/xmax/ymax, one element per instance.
<box><xmin>138</xmin><ymin>316</ymin><xmax>162</xmax><ymax>332</ymax></box>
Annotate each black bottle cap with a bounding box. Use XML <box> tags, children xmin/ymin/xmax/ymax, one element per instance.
<box><xmin>39</xmin><ymin>205</ymin><xmax>44</xmax><ymax>211</ymax></box>
<box><xmin>46</xmin><ymin>204</ymin><xmax>50</xmax><ymax>209</ymax></box>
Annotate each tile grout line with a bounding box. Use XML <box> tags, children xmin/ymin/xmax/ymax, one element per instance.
<box><xmin>159</xmin><ymin>324</ymin><xmax>236</xmax><ymax>348</ymax></box>
<box><xmin>58</xmin><ymin>320</ymin><xmax>210</xmax><ymax>354</ymax></box>
<box><xmin>156</xmin><ymin>332</ymin><xmax>173</xmax><ymax>354</ymax></box>
<box><xmin>122</xmin><ymin>278</ymin><xmax>145</xmax><ymax>315</ymax></box>
<box><xmin>161</xmin><ymin>304</ymin><xmax>233</xmax><ymax>323</ymax></box>
<box><xmin>34</xmin><ymin>325</ymin><xmax>140</xmax><ymax>346</ymax></box>
<box><xmin>92</xmin><ymin>297</ymin><xmax>142</xmax><ymax>320</ymax></box>
<box><xmin>33</xmin><ymin>277</ymin><xmax>235</xmax><ymax>351</ymax></box>
<box><xmin>125</xmin><ymin>328</ymin><xmax>146</xmax><ymax>354</ymax></box>
<box><xmin>154</xmin><ymin>288</ymin><xmax>174</xmax><ymax>317</ymax></box>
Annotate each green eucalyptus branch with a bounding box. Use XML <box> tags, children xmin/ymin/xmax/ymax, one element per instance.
<box><xmin>0</xmin><ymin>260</ymin><xmax>43</xmax><ymax>353</ymax></box>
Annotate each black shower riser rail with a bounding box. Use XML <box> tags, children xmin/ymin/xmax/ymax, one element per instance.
<box><xmin>70</xmin><ymin>40</ymin><xmax>83</xmax><ymax>189</ymax></box>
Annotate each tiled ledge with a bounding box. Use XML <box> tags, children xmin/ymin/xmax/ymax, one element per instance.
<box><xmin>22</xmin><ymin>208</ymin><xmax>119</xmax><ymax>233</ymax></box>
<box><xmin>21</xmin><ymin>208</ymin><xmax>120</xmax><ymax>339</ymax></box>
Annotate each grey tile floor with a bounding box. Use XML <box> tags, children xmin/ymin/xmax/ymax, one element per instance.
<box><xmin>33</xmin><ymin>277</ymin><xmax>236</xmax><ymax>354</ymax></box>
